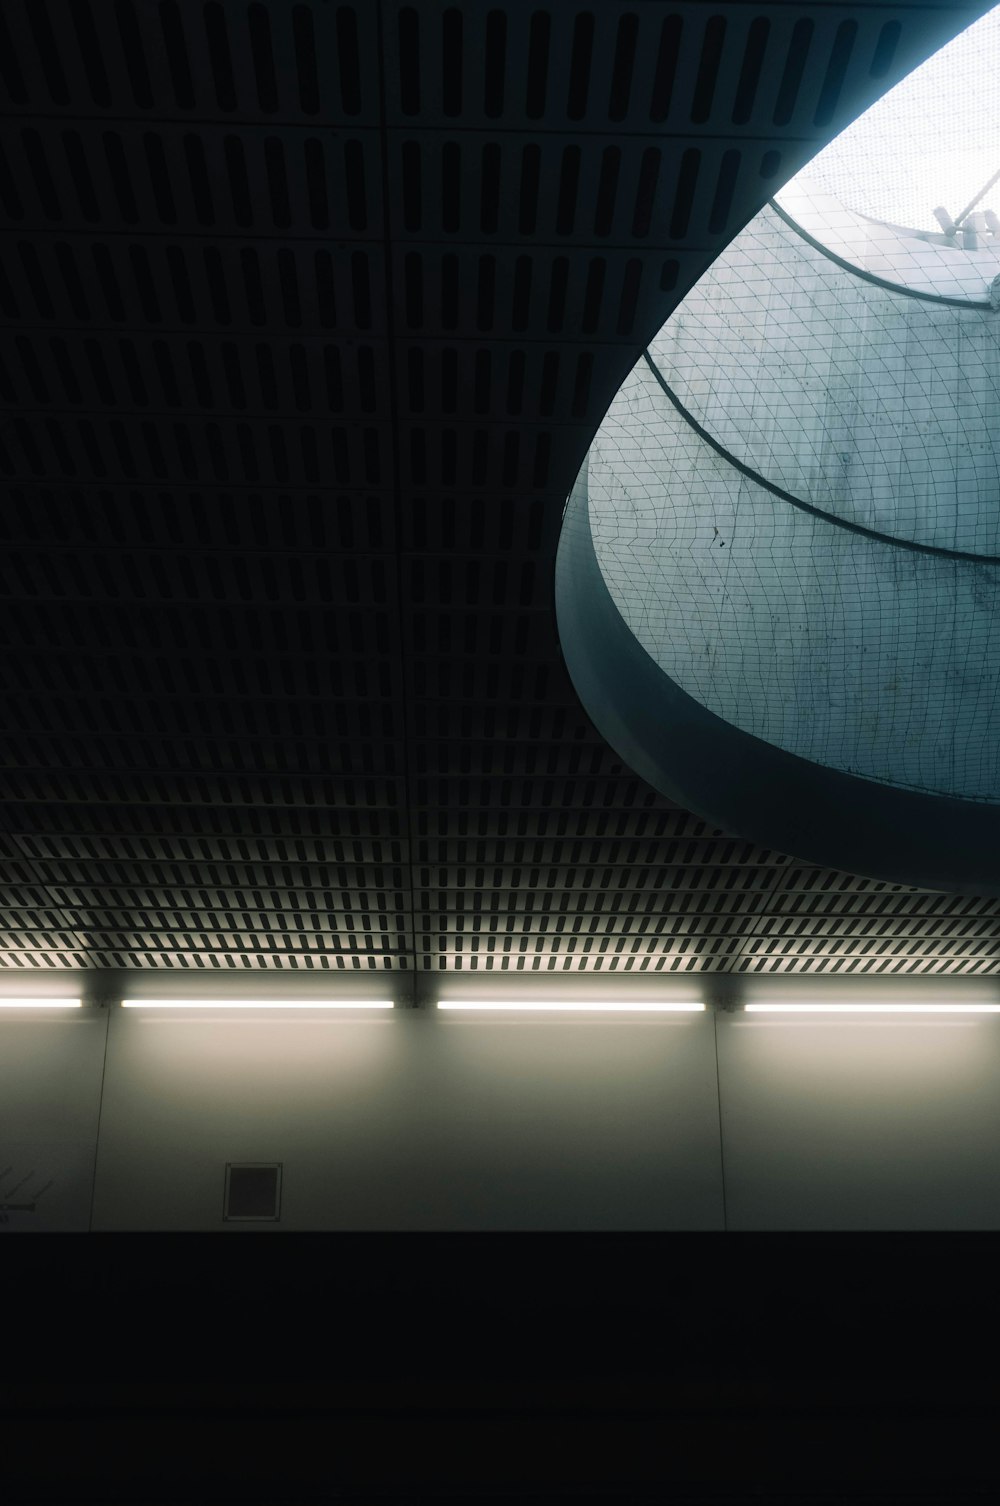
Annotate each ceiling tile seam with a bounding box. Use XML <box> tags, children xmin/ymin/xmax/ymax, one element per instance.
<box><xmin>373</xmin><ymin>0</ymin><xmax>421</xmax><ymax>986</ymax></box>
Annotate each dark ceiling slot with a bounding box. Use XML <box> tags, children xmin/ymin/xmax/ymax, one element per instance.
<box><xmin>305</xmin><ymin>138</ymin><xmax>329</xmax><ymax>229</ymax></box>
<box><xmin>291</xmin><ymin>342</ymin><xmax>310</xmax><ymax>409</ymax></box>
<box><xmin>759</xmin><ymin>148</ymin><xmax>781</xmax><ymax>179</ymax></box>
<box><xmin>131</xmin><ymin>245</ymin><xmax>162</xmax><ymax>322</ymax></box>
<box><xmin>357</xmin><ymin>347</ymin><xmax>376</xmax><ymax>411</ymax></box>
<box><xmin>512</xmin><ymin>255</ymin><xmax>531</xmax><ymax>329</ymax></box>
<box><xmin>83</xmin><ymin>340</ymin><xmax>114</xmax><ymax>403</ymax></box>
<box><xmin>120</xmin><ymin>340</ymin><xmax>148</xmax><ymax>404</ymax></box>
<box><xmin>14</xmin><ymin>418</ymin><xmax>43</xmax><ymax>475</ymax></box>
<box><xmin>773</xmin><ymin>18</ymin><xmax>814</xmax><ymax>125</ymax></box>
<box><xmin>204</xmin><ymin>2</ymin><xmax>237</xmax><ymax>110</ymax></box>
<box><xmin>670</xmin><ymin>147</ymin><xmax>700</xmax><ymax>237</ymax></box>
<box><xmin>474</xmin><ymin>349</ymin><xmax>491</xmax><ymax>413</ymax></box>
<box><xmin>200</xmin><ymin>245</ymin><xmax>229</xmax><ymax>324</ymax></box>
<box><xmin>50</xmin><ymin>338</ymin><xmax>82</xmax><ymax>402</ymax></box>
<box><xmin>278</xmin><ymin>248</ymin><xmax>301</xmax><ymax>326</ymax></box>
<box><xmin>351</xmin><ymin>251</ymin><xmax>371</xmax><ymax>328</ymax></box>
<box><xmin>448</xmin><ymin>429</ymin><xmax>464</xmax><ymax>484</ymax></box>
<box><xmin>248</xmin><ymin>3</ymin><xmax>278</xmax><ymax>110</ymax></box>
<box><xmin>472</xmin><ymin>430</ymin><xmax>487</xmax><ymax>481</ymax></box>
<box><xmin>484</xmin><ymin>10</ymin><xmax>506</xmax><ymax>116</ymax></box>
<box><xmin>732</xmin><ymin>16</ymin><xmax>769</xmax><ymax>124</ymax></box>
<box><xmin>187</xmin><ymin>341</ymin><xmax>212</xmax><ymax>408</ymax></box>
<box><xmin>221</xmin><ymin>343</ymin><xmax>245</xmax><ymax>408</ymax></box>
<box><xmin>546</xmin><ymin>257</ymin><xmax>568</xmax><ymax>332</ymax></box>
<box><xmin>0</xmin><ymin>10</ymin><xmax>26</xmax><ymax>105</ymax></box>
<box><xmin>71</xmin><ymin>0</ymin><xmax>112</xmax><ymax>106</ymax></box>
<box><xmin>77</xmin><ymin>418</ymin><xmax>104</xmax><ymax>475</ymax></box>
<box><xmin>241</xmin><ymin>247</ymin><xmax>265</xmax><ymax>325</ymax></box>
<box><xmin>154</xmin><ymin>341</ymin><xmax>183</xmax><ymax>406</ymax></box>
<box><xmin>22</xmin><ymin>131</ymin><xmax>60</xmax><ymax>221</ymax></box>
<box><xmin>402</xmin><ymin>142</ymin><xmax>421</xmax><ymax>230</ymax></box>
<box><xmin>104</xmin><ymin>132</ymin><xmax>139</xmax><ymax>222</ymax></box>
<box><xmin>293</xmin><ymin>5</ymin><xmax>320</xmax><ymax>112</ymax></box>
<box><xmin>399</xmin><ymin>9</ymin><xmax>420</xmax><ymax>114</ymax></box>
<box><xmin>337</xmin><ymin>8</ymin><xmax>361</xmax><ymax>114</ymax></box>
<box><xmin>111</xmin><ymin>419</ymin><xmax>137</xmax><ymax>479</ymax></box>
<box><xmin>518</xmin><ymin>143</ymin><xmax>540</xmax><ymax>234</ymax></box>
<box><xmin>441</xmin><ymin>142</ymin><xmax>460</xmax><ymax>232</ymax></box>
<box><xmin>476</xmin><ymin>256</ymin><xmax>495</xmax><ymax>331</ymax></box>
<box><xmin>631</xmin><ymin>146</ymin><xmax>660</xmax><ymax>237</ymax></box>
<box><xmin>814</xmin><ymin>19</ymin><xmax>857</xmax><ymax>126</ymax></box>
<box><xmin>184</xmin><ymin>134</ymin><xmax>214</xmax><ymax>225</ymax></box>
<box><xmin>567</xmin><ymin>11</ymin><xmax>594</xmax><ymax>119</ymax></box>
<box><xmin>0</xmin><ymin>143</ymin><xmax>23</xmax><ymax>219</ymax></box>
<box><xmin>539</xmin><ymin>351</ymin><xmax>558</xmax><ymax>416</ymax></box>
<box><xmin>265</xmin><ymin>138</ymin><xmax>291</xmax><ymax>228</ymax></box>
<box><xmin>142</xmin><ymin>420</ymin><xmax>166</xmax><ymax>476</ymax></box>
<box><xmin>410</xmin><ymin>430</ymin><xmax>426</xmax><ymax>484</ymax></box>
<box><xmin>691</xmin><ymin>15</ymin><xmax>726</xmax><ymax>123</ymax></box>
<box><xmin>650</xmin><ymin>15</ymin><xmax>681</xmax><ymax>122</ymax></box>
<box><xmin>94</xmin><ymin>244</ymin><xmax>125</xmax><ymax>319</ymax></box>
<box><xmin>616</xmin><ymin>257</ymin><xmax>641</xmax><ymax>335</ymax></box>
<box><xmin>594</xmin><ymin>146</ymin><xmax>620</xmax><ymax>236</ymax></box>
<box><xmin>870</xmin><ymin>19</ymin><xmax>901</xmax><ymax>78</ymax></box>
<box><xmin>532</xmin><ymin>433</ymin><xmax>550</xmax><ymax>488</ymax></box>
<box><xmin>268</xmin><ymin>424</ymin><xmax>288</xmax><ymax>482</ymax></box>
<box><xmin>556</xmin><ymin>146</ymin><xmax>581</xmax><ymax>234</ymax></box>
<box><xmin>404</xmin><ymin>251</ymin><xmax>423</xmax><ymax>327</ymax></box>
<box><xmin>441</xmin><ymin>253</ymin><xmax>458</xmax><ymax>327</ymax></box>
<box><xmin>225</xmin><ymin>136</ymin><xmax>253</xmax><ymax>226</ymax></box>
<box><xmin>608</xmin><ymin>12</ymin><xmax>637</xmax><ymax>121</ymax></box>
<box><xmin>582</xmin><ymin>257</ymin><xmax>605</xmax><ymax>331</ymax></box>
<box><xmin>27</xmin><ymin>0</ymin><xmax>69</xmax><ymax>104</ymax></box>
<box><xmin>572</xmin><ymin>352</ymin><xmax>593</xmax><ymax>417</ymax></box>
<box><xmin>441</xmin><ymin>347</ymin><xmax>457</xmax><ymax>410</ymax></box>
<box><xmin>480</xmin><ymin>143</ymin><xmax>500</xmax><ymax>233</ymax></box>
<box><xmin>323</xmin><ymin>346</ymin><xmax>343</xmax><ymax>409</ymax></box>
<box><xmin>442</xmin><ymin>8</ymin><xmax>463</xmax><ymax>116</ymax></box>
<box><xmin>407</xmin><ymin>348</ymin><xmax>424</xmax><ymax>412</ymax></box>
<box><xmin>0</xmin><ymin>262</ymin><xmax>18</xmax><ymax>319</ymax></box>
<box><xmin>115</xmin><ymin>0</ymin><xmax>153</xmax><ymax>107</ymax></box>
<box><xmin>708</xmin><ymin>148</ymin><xmax>740</xmax><ymax>234</ymax></box>
<box><xmin>345</xmin><ymin>141</ymin><xmax>367</xmax><ymax>230</ymax></box>
<box><xmin>314</xmin><ymin>249</ymin><xmax>337</xmax><ymax>327</ymax></box>
<box><xmin>160</xmin><ymin>1</ymin><xmax>195</xmax><ymax>107</ymax></box>
<box><xmin>301</xmin><ymin>426</ymin><xmax>319</xmax><ymax>482</ymax></box>
<box><xmin>660</xmin><ymin>258</ymin><xmax>679</xmax><ymax>291</ymax></box>
<box><xmin>16</xmin><ymin>336</ymin><xmax>50</xmax><ymax>403</ymax></box>
<box><xmin>506</xmin><ymin>350</ymin><xmax>525</xmax><ymax>413</ymax></box>
<box><xmin>144</xmin><ymin>134</ymin><xmax>177</xmax><ymax>222</ymax></box>
<box><xmin>526</xmin><ymin>11</ymin><xmax>550</xmax><ymax>119</ymax></box>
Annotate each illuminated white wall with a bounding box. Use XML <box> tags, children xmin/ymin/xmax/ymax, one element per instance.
<box><xmin>90</xmin><ymin>977</ymin><xmax>723</xmax><ymax>1231</ymax></box>
<box><xmin>5</xmin><ymin>976</ymin><xmax>1000</xmax><ymax>1231</ymax></box>
<box><xmin>0</xmin><ymin>1006</ymin><xmax>108</xmax><ymax>1231</ymax></box>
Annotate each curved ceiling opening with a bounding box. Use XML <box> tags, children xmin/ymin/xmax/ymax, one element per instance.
<box><xmin>556</xmin><ymin>3</ymin><xmax>1000</xmax><ymax>891</ymax></box>
<box><xmin>774</xmin><ymin>4</ymin><xmax>1000</xmax><ymax>301</ymax></box>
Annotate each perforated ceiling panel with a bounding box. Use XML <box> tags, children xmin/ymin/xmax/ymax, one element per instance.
<box><xmin>0</xmin><ymin>0</ymin><xmax>996</xmax><ymax>981</ymax></box>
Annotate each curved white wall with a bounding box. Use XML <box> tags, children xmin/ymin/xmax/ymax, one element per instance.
<box><xmin>585</xmin><ymin>203</ymin><xmax>1000</xmax><ymax>801</ymax></box>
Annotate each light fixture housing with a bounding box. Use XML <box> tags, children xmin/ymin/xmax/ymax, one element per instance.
<box><xmin>0</xmin><ymin>997</ymin><xmax>83</xmax><ymax>1008</ymax></box>
<box><xmin>120</xmin><ymin>999</ymin><xmax>394</xmax><ymax>1009</ymax></box>
<box><xmin>436</xmin><ymin>1000</ymin><xmax>705</xmax><ymax>1012</ymax></box>
<box><xmin>744</xmin><ymin>1002</ymin><xmax>1000</xmax><ymax>1014</ymax></box>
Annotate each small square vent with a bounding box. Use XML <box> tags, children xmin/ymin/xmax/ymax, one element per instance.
<box><xmin>224</xmin><ymin>1163</ymin><xmax>282</xmax><ymax>1221</ymax></box>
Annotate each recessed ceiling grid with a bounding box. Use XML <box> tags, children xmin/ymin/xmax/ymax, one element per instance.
<box><xmin>0</xmin><ymin>0</ymin><xmax>996</xmax><ymax>975</ymax></box>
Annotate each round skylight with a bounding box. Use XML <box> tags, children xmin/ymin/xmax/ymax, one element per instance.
<box><xmin>780</xmin><ymin>4</ymin><xmax>1000</xmax><ymax>237</ymax></box>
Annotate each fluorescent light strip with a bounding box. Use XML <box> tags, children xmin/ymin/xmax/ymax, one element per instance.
<box><xmin>437</xmin><ymin>1000</ymin><xmax>704</xmax><ymax>1012</ymax></box>
<box><xmin>120</xmin><ymin>999</ymin><xmax>394</xmax><ymax>1009</ymax></box>
<box><xmin>0</xmin><ymin>997</ymin><xmax>82</xmax><ymax>1008</ymax></box>
<box><xmin>745</xmin><ymin>1002</ymin><xmax>1000</xmax><ymax>1014</ymax></box>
